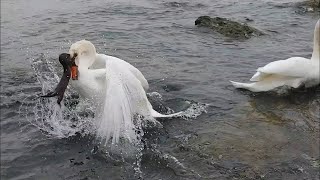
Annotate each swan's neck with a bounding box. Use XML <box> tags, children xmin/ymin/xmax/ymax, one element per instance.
<box><xmin>311</xmin><ymin>23</ymin><xmax>320</xmax><ymax>61</ymax></box>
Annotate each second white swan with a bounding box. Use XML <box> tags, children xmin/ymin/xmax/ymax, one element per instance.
<box><xmin>231</xmin><ymin>20</ymin><xmax>320</xmax><ymax>92</ymax></box>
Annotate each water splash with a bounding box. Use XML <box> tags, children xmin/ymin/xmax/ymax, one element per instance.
<box><xmin>19</xmin><ymin>54</ymin><xmax>208</xmax><ymax>179</ymax></box>
<box><xmin>19</xmin><ymin>54</ymin><xmax>94</xmax><ymax>139</ymax></box>
<box><xmin>177</xmin><ymin>101</ymin><xmax>208</xmax><ymax>120</ymax></box>
<box><xmin>147</xmin><ymin>92</ymin><xmax>163</xmax><ymax>101</ymax></box>
<box><xmin>21</xmin><ymin>55</ymin><xmax>207</xmax><ymax>140</ymax></box>
<box><xmin>147</xmin><ymin>92</ymin><xmax>208</xmax><ymax>119</ymax></box>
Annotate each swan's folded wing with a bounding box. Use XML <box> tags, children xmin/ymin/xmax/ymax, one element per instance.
<box><xmin>91</xmin><ymin>54</ymin><xmax>106</xmax><ymax>69</ymax></box>
<box><xmin>96</xmin><ymin>59</ymin><xmax>150</xmax><ymax>144</ymax></box>
<box><xmin>250</xmin><ymin>71</ymin><xmax>271</xmax><ymax>81</ymax></box>
<box><xmin>95</xmin><ymin>54</ymin><xmax>149</xmax><ymax>91</ymax></box>
<box><xmin>254</xmin><ymin>57</ymin><xmax>310</xmax><ymax>79</ymax></box>
<box><xmin>127</xmin><ymin>65</ymin><xmax>149</xmax><ymax>91</ymax></box>
<box><xmin>92</xmin><ymin>69</ymin><xmax>107</xmax><ymax>80</ymax></box>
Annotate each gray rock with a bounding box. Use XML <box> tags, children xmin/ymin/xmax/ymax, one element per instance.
<box><xmin>307</xmin><ymin>0</ymin><xmax>320</xmax><ymax>9</ymax></box>
<box><xmin>195</xmin><ymin>16</ymin><xmax>264</xmax><ymax>39</ymax></box>
<box><xmin>296</xmin><ymin>0</ymin><xmax>320</xmax><ymax>12</ymax></box>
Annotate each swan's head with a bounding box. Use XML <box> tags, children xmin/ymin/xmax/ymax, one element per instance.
<box><xmin>69</xmin><ymin>40</ymin><xmax>97</xmax><ymax>68</ymax></box>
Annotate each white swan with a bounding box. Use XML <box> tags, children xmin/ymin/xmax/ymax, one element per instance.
<box><xmin>68</xmin><ymin>40</ymin><xmax>181</xmax><ymax>144</ymax></box>
<box><xmin>230</xmin><ymin>19</ymin><xmax>320</xmax><ymax>92</ymax></box>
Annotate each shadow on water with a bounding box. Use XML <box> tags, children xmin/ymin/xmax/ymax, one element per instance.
<box><xmin>196</xmin><ymin>86</ymin><xmax>320</xmax><ymax>179</ymax></box>
<box><xmin>3</xmin><ymin>133</ymin><xmax>141</xmax><ymax>180</ymax></box>
<box><xmin>145</xmin><ymin>86</ymin><xmax>320</xmax><ymax>180</ymax></box>
<box><xmin>246</xmin><ymin>86</ymin><xmax>320</xmax><ymax>131</ymax></box>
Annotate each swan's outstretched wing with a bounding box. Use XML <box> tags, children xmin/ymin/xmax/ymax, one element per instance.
<box><xmin>95</xmin><ymin>58</ymin><xmax>151</xmax><ymax>145</ymax></box>
<box><xmin>250</xmin><ymin>57</ymin><xmax>311</xmax><ymax>81</ymax></box>
<box><xmin>94</xmin><ymin>54</ymin><xmax>149</xmax><ymax>91</ymax></box>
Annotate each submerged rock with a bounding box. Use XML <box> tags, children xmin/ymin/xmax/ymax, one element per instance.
<box><xmin>195</xmin><ymin>16</ymin><xmax>264</xmax><ymax>39</ymax></box>
<box><xmin>306</xmin><ymin>0</ymin><xmax>320</xmax><ymax>9</ymax></box>
<box><xmin>276</xmin><ymin>0</ymin><xmax>320</xmax><ymax>13</ymax></box>
<box><xmin>296</xmin><ymin>0</ymin><xmax>320</xmax><ymax>12</ymax></box>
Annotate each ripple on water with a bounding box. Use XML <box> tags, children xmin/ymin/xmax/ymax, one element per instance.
<box><xmin>1</xmin><ymin>0</ymin><xmax>319</xmax><ymax>179</ymax></box>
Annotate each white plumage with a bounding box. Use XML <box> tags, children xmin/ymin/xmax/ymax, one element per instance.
<box><xmin>68</xmin><ymin>40</ymin><xmax>181</xmax><ymax>144</ymax></box>
<box><xmin>231</xmin><ymin>20</ymin><xmax>320</xmax><ymax>92</ymax></box>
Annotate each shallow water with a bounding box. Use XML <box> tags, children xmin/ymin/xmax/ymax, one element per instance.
<box><xmin>1</xmin><ymin>0</ymin><xmax>319</xmax><ymax>179</ymax></box>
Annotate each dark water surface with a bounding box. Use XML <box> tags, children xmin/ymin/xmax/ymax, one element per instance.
<box><xmin>1</xmin><ymin>0</ymin><xmax>319</xmax><ymax>179</ymax></box>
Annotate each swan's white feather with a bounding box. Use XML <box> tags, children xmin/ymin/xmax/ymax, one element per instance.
<box><xmin>254</xmin><ymin>57</ymin><xmax>312</xmax><ymax>78</ymax></box>
<box><xmin>231</xmin><ymin>19</ymin><xmax>320</xmax><ymax>92</ymax></box>
<box><xmin>96</xmin><ymin>58</ymin><xmax>151</xmax><ymax>144</ymax></box>
<box><xmin>89</xmin><ymin>54</ymin><xmax>181</xmax><ymax>144</ymax></box>
<box><xmin>250</xmin><ymin>72</ymin><xmax>269</xmax><ymax>82</ymax></box>
<box><xmin>94</xmin><ymin>54</ymin><xmax>149</xmax><ymax>91</ymax></box>
<box><xmin>69</xmin><ymin>40</ymin><xmax>182</xmax><ymax>144</ymax></box>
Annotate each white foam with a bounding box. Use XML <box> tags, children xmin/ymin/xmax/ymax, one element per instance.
<box><xmin>179</xmin><ymin>101</ymin><xmax>208</xmax><ymax>120</ymax></box>
<box><xmin>19</xmin><ymin>55</ymin><xmax>94</xmax><ymax>139</ymax></box>
<box><xmin>22</xmin><ymin>55</ymin><xmax>207</xmax><ymax>143</ymax></box>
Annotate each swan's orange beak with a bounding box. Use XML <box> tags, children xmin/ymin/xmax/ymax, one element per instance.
<box><xmin>71</xmin><ymin>65</ymin><xmax>78</xmax><ymax>80</ymax></box>
<box><xmin>71</xmin><ymin>56</ymin><xmax>78</xmax><ymax>80</ymax></box>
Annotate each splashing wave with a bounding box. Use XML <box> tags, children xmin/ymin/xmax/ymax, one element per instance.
<box><xmin>20</xmin><ymin>54</ymin><xmax>207</xmax><ymax>143</ymax></box>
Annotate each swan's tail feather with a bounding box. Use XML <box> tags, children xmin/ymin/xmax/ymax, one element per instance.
<box><xmin>231</xmin><ymin>75</ymin><xmax>302</xmax><ymax>92</ymax></box>
<box><xmin>231</xmin><ymin>80</ymin><xmax>276</xmax><ymax>92</ymax></box>
<box><xmin>230</xmin><ymin>80</ymin><xmax>263</xmax><ymax>92</ymax></box>
<box><xmin>97</xmin><ymin>60</ymin><xmax>151</xmax><ymax>145</ymax></box>
<box><xmin>151</xmin><ymin>109</ymin><xmax>182</xmax><ymax>118</ymax></box>
<box><xmin>250</xmin><ymin>71</ymin><xmax>270</xmax><ymax>81</ymax></box>
<box><xmin>230</xmin><ymin>81</ymin><xmax>252</xmax><ymax>89</ymax></box>
<box><xmin>250</xmin><ymin>72</ymin><xmax>261</xmax><ymax>81</ymax></box>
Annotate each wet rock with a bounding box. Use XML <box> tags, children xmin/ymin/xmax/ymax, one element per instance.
<box><xmin>271</xmin><ymin>0</ymin><xmax>319</xmax><ymax>13</ymax></box>
<box><xmin>195</xmin><ymin>16</ymin><xmax>264</xmax><ymax>39</ymax></box>
<box><xmin>296</xmin><ymin>0</ymin><xmax>320</xmax><ymax>12</ymax></box>
<box><xmin>162</xmin><ymin>83</ymin><xmax>184</xmax><ymax>92</ymax></box>
<box><xmin>308</xmin><ymin>0</ymin><xmax>320</xmax><ymax>7</ymax></box>
<box><xmin>74</xmin><ymin>161</ymin><xmax>84</xmax><ymax>166</ymax></box>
